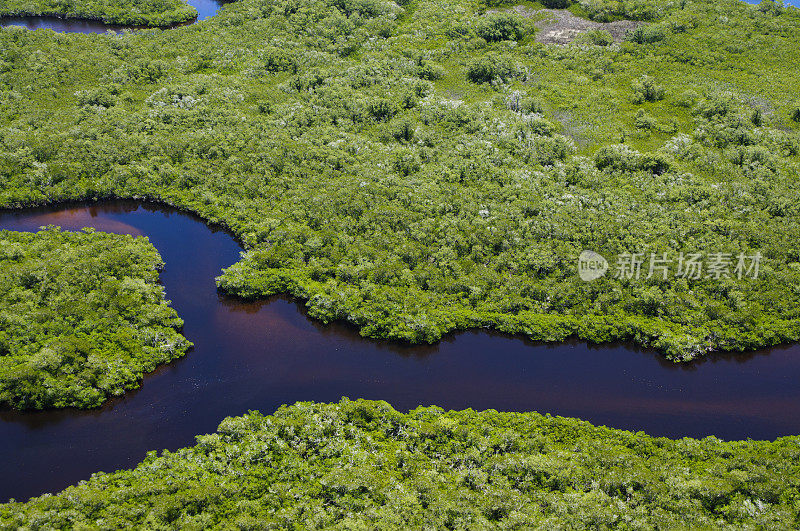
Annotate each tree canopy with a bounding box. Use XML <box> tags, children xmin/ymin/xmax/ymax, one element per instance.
<box><xmin>0</xmin><ymin>0</ymin><xmax>197</xmax><ymax>26</ymax></box>
<box><xmin>2</xmin><ymin>399</ymin><xmax>799</xmax><ymax>528</ymax></box>
<box><xmin>0</xmin><ymin>0</ymin><xmax>799</xmax><ymax>360</ymax></box>
<box><xmin>0</xmin><ymin>227</ymin><xmax>191</xmax><ymax>409</ymax></box>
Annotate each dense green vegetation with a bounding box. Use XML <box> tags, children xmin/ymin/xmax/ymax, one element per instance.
<box><xmin>0</xmin><ymin>0</ymin><xmax>196</xmax><ymax>26</ymax></box>
<box><xmin>1</xmin><ymin>0</ymin><xmax>799</xmax><ymax>360</ymax></box>
<box><xmin>0</xmin><ymin>227</ymin><xmax>190</xmax><ymax>409</ymax></box>
<box><xmin>2</xmin><ymin>399</ymin><xmax>799</xmax><ymax>527</ymax></box>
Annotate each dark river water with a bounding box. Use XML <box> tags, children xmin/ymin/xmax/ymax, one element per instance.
<box><xmin>2</xmin><ymin>0</ymin><xmax>797</xmax><ymax>33</ymax></box>
<box><xmin>0</xmin><ymin>0</ymin><xmax>224</xmax><ymax>32</ymax></box>
<box><xmin>1</xmin><ymin>201</ymin><xmax>799</xmax><ymax>502</ymax></box>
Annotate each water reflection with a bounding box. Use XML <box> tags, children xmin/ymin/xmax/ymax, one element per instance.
<box><xmin>3</xmin><ymin>0</ymin><xmax>798</xmax><ymax>34</ymax></box>
<box><xmin>0</xmin><ymin>0</ymin><xmax>226</xmax><ymax>32</ymax></box>
<box><xmin>0</xmin><ymin>200</ymin><xmax>799</xmax><ymax>503</ymax></box>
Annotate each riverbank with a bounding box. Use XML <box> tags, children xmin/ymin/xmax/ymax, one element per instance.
<box><xmin>3</xmin><ymin>399</ymin><xmax>798</xmax><ymax>528</ymax></box>
<box><xmin>0</xmin><ymin>0</ymin><xmax>197</xmax><ymax>27</ymax></box>
<box><xmin>1</xmin><ymin>201</ymin><xmax>799</xmax><ymax>503</ymax></box>
<box><xmin>0</xmin><ymin>226</ymin><xmax>192</xmax><ymax>409</ymax></box>
<box><xmin>0</xmin><ymin>0</ymin><xmax>227</xmax><ymax>30</ymax></box>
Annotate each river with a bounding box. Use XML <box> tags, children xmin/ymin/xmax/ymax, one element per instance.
<box><xmin>1</xmin><ymin>201</ymin><xmax>799</xmax><ymax>502</ymax></box>
<box><xmin>2</xmin><ymin>0</ymin><xmax>798</xmax><ymax>33</ymax></box>
<box><xmin>0</xmin><ymin>0</ymin><xmax>223</xmax><ymax>32</ymax></box>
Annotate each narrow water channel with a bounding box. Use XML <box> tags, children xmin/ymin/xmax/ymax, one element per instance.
<box><xmin>3</xmin><ymin>0</ymin><xmax>797</xmax><ymax>34</ymax></box>
<box><xmin>0</xmin><ymin>0</ymin><xmax>224</xmax><ymax>32</ymax></box>
<box><xmin>1</xmin><ymin>201</ymin><xmax>799</xmax><ymax>502</ymax></box>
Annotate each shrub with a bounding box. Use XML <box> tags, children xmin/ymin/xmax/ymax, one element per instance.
<box><xmin>632</xmin><ymin>75</ymin><xmax>665</xmax><ymax>103</ymax></box>
<box><xmin>628</xmin><ymin>24</ymin><xmax>668</xmax><ymax>44</ymax></box>
<box><xmin>364</xmin><ymin>17</ymin><xmax>396</xmax><ymax>37</ymax></box>
<box><xmin>751</xmin><ymin>108</ymin><xmax>763</xmax><ymax>127</ymax></box>
<box><xmin>731</xmin><ymin>145</ymin><xmax>776</xmax><ymax>171</ymax></box>
<box><xmin>466</xmin><ymin>54</ymin><xmax>516</xmax><ymax>84</ymax></box>
<box><xmin>580</xmin><ymin>0</ymin><xmax>659</xmax><ymax>21</ymax></box>
<box><xmin>393</xmin><ymin>149</ymin><xmax>421</xmax><ymax>175</ymax></box>
<box><xmin>530</xmin><ymin>135</ymin><xmax>575</xmax><ymax>165</ymax></box>
<box><xmin>261</xmin><ymin>48</ymin><xmax>297</xmax><ymax>73</ymax></box>
<box><xmin>675</xmin><ymin>90</ymin><xmax>699</xmax><ymax>108</ymax></box>
<box><xmin>521</xmin><ymin>97</ymin><xmax>543</xmax><ymax>114</ymax></box>
<box><xmin>505</xmin><ymin>90</ymin><xmax>523</xmax><ymax>113</ymax></box>
<box><xmin>694</xmin><ymin>94</ymin><xmax>734</xmax><ymax>119</ymax></box>
<box><xmin>576</xmin><ymin>29</ymin><xmax>614</xmax><ymax>46</ymax></box>
<box><xmin>639</xmin><ymin>152</ymin><xmax>671</xmax><ymax>174</ymax></box>
<box><xmin>791</xmin><ymin>107</ymin><xmax>800</xmax><ymax>123</ymax></box>
<box><xmin>594</xmin><ymin>144</ymin><xmax>670</xmax><ymax>174</ymax></box>
<box><xmin>594</xmin><ymin>144</ymin><xmax>641</xmax><ymax>171</ymax></box>
<box><xmin>758</xmin><ymin>0</ymin><xmax>784</xmax><ymax>15</ymax></box>
<box><xmin>417</xmin><ymin>60</ymin><xmax>444</xmax><ymax>81</ymax></box>
<box><xmin>507</xmin><ymin>92</ymin><xmax>544</xmax><ymax>114</ymax></box>
<box><xmin>523</xmin><ymin>115</ymin><xmax>556</xmax><ymax>136</ymax></box>
<box><xmin>368</xmin><ymin>98</ymin><xmax>399</xmax><ymax>121</ymax></box>
<box><xmin>389</xmin><ymin>119</ymin><xmax>415</xmax><ymax>142</ymax></box>
<box><xmin>542</xmin><ymin>0</ymin><xmax>571</xmax><ymax>8</ymax></box>
<box><xmin>476</xmin><ymin>13</ymin><xmax>524</xmax><ymax>42</ymax></box>
<box><xmin>760</xmin><ymin>129</ymin><xmax>799</xmax><ymax>157</ymax></box>
<box><xmin>332</xmin><ymin>0</ymin><xmax>388</xmax><ymax>17</ymax></box>
<box><xmin>634</xmin><ymin>109</ymin><xmax>657</xmax><ymax>129</ymax></box>
<box><xmin>74</xmin><ymin>87</ymin><xmax>115</xmax><ymax>108</ymax></box>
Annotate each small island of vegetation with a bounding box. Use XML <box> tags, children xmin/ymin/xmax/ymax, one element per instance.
<box><xmin>0</xmin><ymin>227</ymin><xmax>191</xmax><ymax>409</ymax></box>
<box><xmin>3</xmin><ymin>0</ymin><xmax>797</xmax><ymax>360</ymax></box>
<box><xmin>1</xmin><ymin>0</ymin><xmax>800</xmax><ymax>523</ymax></box>
<box><xmin>0</xmin><ymin>0</ymin><xmax>197</xmax><ymax>27</ymax></box>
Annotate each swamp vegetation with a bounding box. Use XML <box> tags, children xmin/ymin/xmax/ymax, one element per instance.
<box><xmin>1</xmin><ymin>0</ymin><xmax>800</xmax><ymax>524</ymax></box>
<box><xmin>0</xmin><ymin>227</ymin><xmax>190</xmax><ymax>409</ymax></box>
<box><xmin>0</xmin><ymin>0</ymin><xmax>197</xmax><ymax>26</ymax></box>
<box><xmin>2</xmin><ymin>399</ymin><xmax>800</xmax><ymax>528</ymax></box>
<box><xmin>2</xmin><ymin>0</ymin><xmax>799</xmax><ymax>360</ymax></box>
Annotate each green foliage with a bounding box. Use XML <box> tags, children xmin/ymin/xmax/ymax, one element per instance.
<box><xmin>627</xmin><ymin>22</ymin><xmax>669</xmax><ymax>43</ymax></box>
<box><xmin>0</xmin><ymin>0</ymin><xmax>799</xmax><ymax>361</ymax></box>
<box><xmin>416</xmin><ymin>59</ymin><xmax>444</xmax><ymax>80</ymax></box>
<box><xmin>758</xmin><ymin>0</ymin><xmax>785</xmax><ymax>16</ymax></box>
<box><xmin>0</xmin><ymin>0</ymin><xmax>196</xmax><ymax>26</ymax></box>
<box><xmin>466</xmin><ymin>53</ymin><xmax>519</xmax><ymax>83</ymax></box>
<box><xmin>475</xmin><ymin>12</ymin><xmax>524</xmax><ymax>42</ymax></box>
<box><xmin>0</xmin><ymin>228</ymin><xmax>190</xmax><ymax>409</ymax></box>
<box><xmin>575</xmin><ymin>28</ymin><xmax>614</xmax><ymax>46</ymax></box>
<box><xmin>633</xmin><ymin>108</ymin><xmax>656</xmax><ymax>129</ymax></box>
<box><xmin>75</xmin><ymin>87</ymin><xmax>116</xmax><ymax>108</ymax></box>
<box><xmin>577</xmin><ymin>0</ymin><xmax>664</xmax><ymax>21</ymax></box>
<box><xmin>2</xmin><ymin>399</ymin><xmax>799</xmax><ymax>527</ymax></box>
<box><xmin>542</xmin><ymin>0</ymin><xmax>571</xmax><ymax>8</ymax></box>
<box><xmin>259</xmin><ymin>47</ymin><xmax>298</xmax><ymax>74</ymax></box>
<box><xmin>631</xmin><ymin>74</ymin><xmax>665</xmax><ymax>102</ymax></box>
<box><xmin>593</xmin><ymin>143</ymin><xmax>668</xmax><ymax>173</ymax></box>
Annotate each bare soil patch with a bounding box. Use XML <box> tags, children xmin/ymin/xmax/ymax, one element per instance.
<box><xmin>490</xmin><ymin>6</ymin><xmax>643</xmax><ymax>45</ymax></box>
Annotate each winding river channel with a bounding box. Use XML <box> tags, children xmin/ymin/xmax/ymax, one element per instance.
<box><xmin>2</xmin><ymin>0</ymin><xmax>798</xmax><ymax>33</ymax></box>
<box><xmin>0</xmin><ymin>0</ymin><xmax>224</xmax><ymax>32</ymax></box>
<box><xmin>1</xmin><ymin>201</ymin><xmax>800</xmax><ymax>502</ymax></box>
